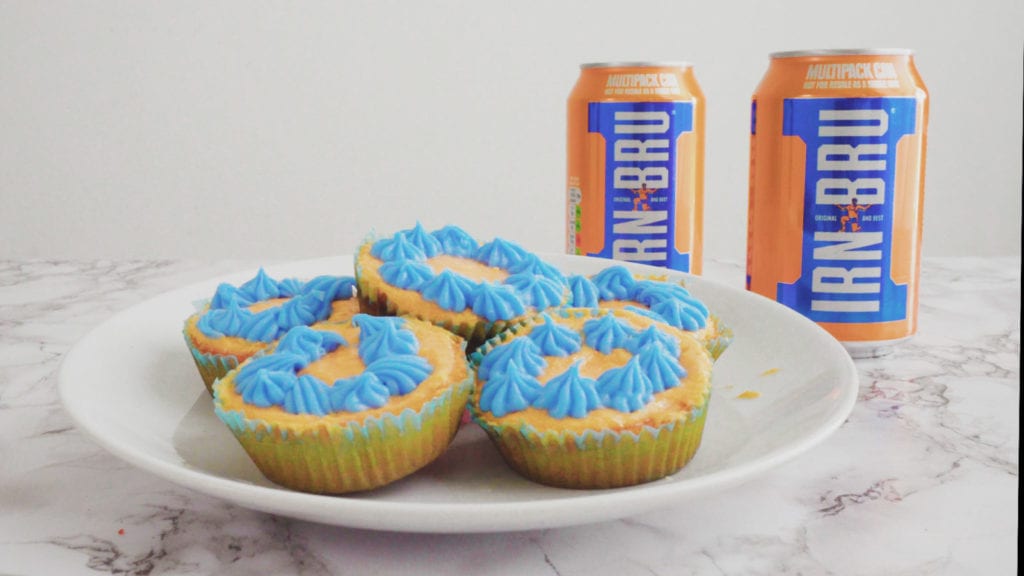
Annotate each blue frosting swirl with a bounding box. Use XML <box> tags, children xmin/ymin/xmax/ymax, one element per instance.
<box><xmin>582</xmin><ymin>314</ymin><xmax>639</xmax><ymax>354</ymax></box>
<box><xmin>475</xmin><ymin>310</ymin><xmax>698</xmax><ymax>419</ymax></box>
<box><xmin>229</xmin><ymin>317</ymin><xmax>431</xmax><ymax>415</ymax></box>
<box><xmin>650</xmin><ymin>299</ymin><xmax>707</xmax><ymax>331</ymax></box>
<box><xmin>277</xmin><ymin>277</ymin><xmax>304</xmax><ymax>298</ymax></box>
<box><xmin>507</xmin><ymin>254</ymin><xmax>567</xmax><ymax>285</ymax></box>
<box><xmin>198</xmin><ymin>272</ymin><xmax>355</xmax><ymax>340</ymax></box>
<box><xmin>566</xmin><ymin>275</ymin><xmax>600</xmax><ymax>307</ymax></box>
<box><xmin>245</xmin><ymin>309</ymin><xmax>284</xmax><ymax>343</ymax></box>
<box><xmin>274</xmin><ymin>292</ymin><xmax>323</xmax><ymax>334</ymax></box>
<box><xmin>404</xmin><ymin>222</ymin><xmax>444</xmax><ymax>257</ymax></box>
<box><xmin>350</xmin><ymin>313</ymin><xmax>390</xmax><ymax>338</ymax></box>
<box><xmin>364</xmin><ymin>355</ymin><xmax>433</xmax><ymax>395</ymax></box>
<box><xmin>301</xmin><ymin>275</ymin><xmax>356</xmax><ymax>302</ymax></box>
<box><xmin>591</xmin><ymin>266</ymin><xmax>636</xmax><ymax>300</ymax></box>
<box><xmin>622</xmin><ymin>305</ymin><xmax>668</xmax><ymax>324</ymax></box>
<box><xmin>211</xmin><ymin>283</ymin><xmax>254</xmax><ymax>308</ymax></box>
<box><xmin>634</xmin><ymin>343</ymin><xmax>686</xmax><ymax>393</ymax></box>
<box><xmin>372</xmin><ymin>225</ymin><xmax>573</xmax><ymax>327</ymax></box>
<box><xmin>630</xmin><ymin>280</ymin><xmax>690</xmax><ymax>305</ymax></box>
<box><xmin>471</xmin><ymin>282</ymin><xmax>526</xmax><ymax>322</ymax></box>
<box><xmin>235</xmin><ymin>353</ymin><xmax>308</xmax><ymax>389</ymax></box>
<box><xmin>504</xmin><ymin>273</ymin><xmax>564</xmax><ymax>309</ymax></box>
<box><xmin>527</xmin><ymin>313</ymin><xmax>582</xmax><ymax>357</ymax></box>
<box><xmin>276</xmin><ymin>325</ymin><xmax>348</xmax><ymax>365</ymax></box>
<box><xmin>627</xmin><ymin>325</ymin><xmax>681</xmax><ymax>357</ymax></box>
<box><xmin>358</xmin><ymin>317</ymin><xmax>420</xmax><ymax>364</ymax></box>
<box><xmin>370</xmin><ymin>233</ymin><xmax>427</xmax><ymax>261</ymax></box>
<box><xmin>478</xmin><ymin>359</ymin><xmax>543</xmax><ymax>417</ymax></box>
<box><xmin>532</xmin><ymin>363</ymin><xmax>602</xmax><ymax>419</ymax></box>
<box><xmin>478</xmin><ymin>337</ymin><xmax>546</xmax><ymax>380</ymax></box>
<box><xmin>239</xmin><ymin>268</ymin><xmax>281</xmax><ymax>301</ymax></box>
<box><xmin>630</xmin><ymin>281</ymin><xmax>709</xmax><ymax>331</ymax></box>
<box><xmin>431</xmin><ymin>225</ymin><xmax>480</xmax><ymax>257</ymax></box>
<box><xmin>596</xmin><ymin>357</ymin><xmax>654</xmax><ymax>412</ymax></box>
<box><xmin>239</xmin><ymin>369</ymin><xmax>296</xmax><ymax>408</ymax></box>
<box><xmin>474</xmin><ymin>238</ymin><xmax>529</xmax><ymax>268</ymax></box>
<box><xmin>328</xmin><ymin>372</ymin><xmax>391</xmax><ymax>412</ymax></box>
<box><xmin>197</xmin><ymin>298</ymin><xmax>253</xmax><ymax>338</ymax></box>
<box><xmin>379</xmin><ymin>259</ymin><xmax>434</xmax><ymax>291</ymax></box>
<box><xmin>421</xmin><ymin>269</ymin><xmax>477</xmax><ymax>312</ymax></box>
<box><xmin>283</xmin><ymin>374</ymin><xmax>332</xmax><ymax>416</ymax></box>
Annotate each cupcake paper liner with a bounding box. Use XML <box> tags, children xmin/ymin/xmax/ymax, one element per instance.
<box><xmin>472</xmin><ymin>405</ymin><xmax>708</xmax><ymax>489</ymax></box>
<box><xmin>183</xmin><ymin>329</ymin><xmax>243</xmax><ymax>395</ymax></box>
<box><xmin>213</xmin><ymin>367</ymin><xmax>474</xmax><ymax>494</ymax></box>
<box><xmin>705</xmin><ymin>315</ymin><xmax>734</xmax><ymax>361</ymax></box>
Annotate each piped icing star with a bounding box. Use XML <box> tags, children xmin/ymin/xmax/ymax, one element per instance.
<box><xmin>566</xmin><ymin>274</ymin><xmax>600</xmax><ymax>307</ymax></box>
<box><xmin>479</xmin><ymin>359</ymin><xmax>543</xmax><ymax>418</ymax></box>
<box><xmin>474</xmin><ymin>311</ymin><xmax>696</xmax><ymax>420</ymax></box>
<box><xmin>228</xmin><ymin>318</ymin><xmax>434</xmax><ymax>415</ymax></box>
<box><xmin>531</xmin><ymin>363</ymin><xmax>602</xmax><ymax>419</ymax></box>
<box><xmin>526</xmin><ymin>313</ymin><xmax>582</xmax><ymax>356</ymax></box>
<box><xmin>379</xmin><ymin>260</ymin><xmax>434</xmax><ymax>291</ymax></box>
<box><xmin>472</xmin><ymin>282</ymin><xmax>526</xmax><ymax>321</ymax></box>
<box><xmin>421</xmin><ymin>270</ymin><xmax>477</xmax><ymax>312</ymax></box>
<box><xmin>596</xmin><ymin>357</ymin><xmax>654</xmax><ymax>413</ymax></box>
<box><xmin>477</xmin><ymin>337</ymin><xmax>546</xmax><ymax>380</ymax></box>
<box><xmin>197</xmin><ymin>271</ymin><xmax>356</xmax><ymax>341</ymax></box>
<box><xmin>367</xmin><ymin>225</ymin><xmax>570</xmax><ymax>323</ymax></box>
<box><xmin>474</xmin><ymin>238</ymin><xmax>529</xmax><ymax>268</ymax></box>
<box><xmin>582</xmin><ymin>314</ymin><xmax>639</xmax><ymax>354</ymax></box>
<box><xmin>591</xmin><ymin>266</ymin><xmax>636</xmax><ymax>300</ymax></box>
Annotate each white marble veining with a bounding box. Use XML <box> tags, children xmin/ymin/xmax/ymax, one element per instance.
<box><xmin>0</xmin><ymin>258</ymin><xmax>1018</xmax><ymax>576</ymax></box>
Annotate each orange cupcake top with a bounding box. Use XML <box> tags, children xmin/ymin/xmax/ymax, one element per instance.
<box><xmin>470</xmin><ymin>308</ymin><xmax>712</xmax><ymax>436</ymax></box>
<box><xmin>355</xmin><ymin>223</ymin><xmax>570</xmax><ymax>328</ymax></box>
<box><xmin>214</xmin><ymin>315</ymin><xmax>469</xmax><ymax>429</ymax></box>
<box><xmin>185</xmin><ymin>270</ymin><xmax>359</xmax><ymax>357</ymax></box>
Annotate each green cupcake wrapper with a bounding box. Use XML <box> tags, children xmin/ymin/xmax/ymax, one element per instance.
<box><xmin>183</xmin><ymin>329</ymin><xmax>243</xmax><ymax>395</ymax></box>
<box><xmin>471</xmin><ymin>401</ymin><xmax>709</xmax><ymax>489</ymax></box>
<box><xmin>704</xmin><ymin>315</ymin><xmax>734</xmax><ymax>362</ymax></box>
<box><xmin>213</xmin><ymin>365</ymin><xmax>474</xmax><ymax>494</ymax></box>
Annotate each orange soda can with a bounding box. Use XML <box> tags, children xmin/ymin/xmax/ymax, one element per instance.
<box><xmin>747</xmin><ymin>49</ymin><xmax>929</xmax><ymax>358</ymax></box>
<box><xmin>567</xmin><ymin>62</ymin><xmax>705</xmax><ymax>274</ymax></box>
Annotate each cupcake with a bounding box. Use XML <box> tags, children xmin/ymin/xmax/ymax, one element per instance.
<box><xmin>213</xmin><ymin>314</ymin><xmax>473</xmax><ymax>494</ymax></box>
<box><xmin>468</xmin><ymin>308</ymin><xmax>713</xmax><ymax>489</ymax></box>
<box><xmin>183</xmin><ymin>269</ymin><xmax>359</xmax><ymax>394</ymax></box>
<box><xmin>355</xmin><ymin>223</ymin><xmax>569</xmax><ymax>345</ymax></box>
<box><xmin>566</xmin><ymin>265</ymin><xmax>733</xmax><ymax>360</ymax></box>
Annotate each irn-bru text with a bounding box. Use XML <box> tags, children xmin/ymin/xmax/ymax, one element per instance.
<box><xmin>588</xmin><ymin>102</ymin><xmax>693</xmax><ymax>268</ymax></box>
<box><xmin>778</xmin><ymin>97</ymin><xmax>917</xmax><ymax>322</ymax></box>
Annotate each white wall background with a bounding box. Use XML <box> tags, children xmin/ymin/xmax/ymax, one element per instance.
<box><xmin>2</xmin><ymin>0</ymin><xmax>1021</xmax><ymax>262</ymax></box>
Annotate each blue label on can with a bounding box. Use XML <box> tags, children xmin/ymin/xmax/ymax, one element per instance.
<box><xmin>777</xmin><ymin>97</ymin><xmax>917</xmax><ymax>323</ymax></box>
<box><xmin>587</xmin><ymin>101</ymin><xmax>694</xmax><ymax>272</ymax></box>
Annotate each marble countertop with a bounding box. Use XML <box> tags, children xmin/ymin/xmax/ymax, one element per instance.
<box><xmin>0</xmin><ymin>257</ymin><xmax>1018</xmax><ymax>576</ymax></box>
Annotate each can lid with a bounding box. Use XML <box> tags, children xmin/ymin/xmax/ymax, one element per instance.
<box><xmin>580</xmin><ymin>61</ymin><xmax>693</xmax><ymax>69</ymax></box>
<box><xmin>771</xmin><ymin>48</ymin><xmax>914</xmax><ymax>58</ymax></box>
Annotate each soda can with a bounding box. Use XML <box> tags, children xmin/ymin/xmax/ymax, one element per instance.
<box><xmin>747</xmin><ymin>49</ymin><xmax>929</xmax><ymax>358</ymax></box>
<box><xmin>567</xmin><ymin>62</ymin><xmax>705</xmax><ymax>274</ymax></box>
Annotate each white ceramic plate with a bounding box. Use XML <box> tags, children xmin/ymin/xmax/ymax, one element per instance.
<box><xmin>59</xmin><ymin>254</ymin><xmax>857</xmax><ymax>533</ymax></box>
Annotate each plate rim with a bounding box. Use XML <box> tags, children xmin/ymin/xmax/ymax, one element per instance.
<box><xmin>57</xmin><ymin>254</ymin><xmax>859</xmax><ymax>533</ymax></box>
